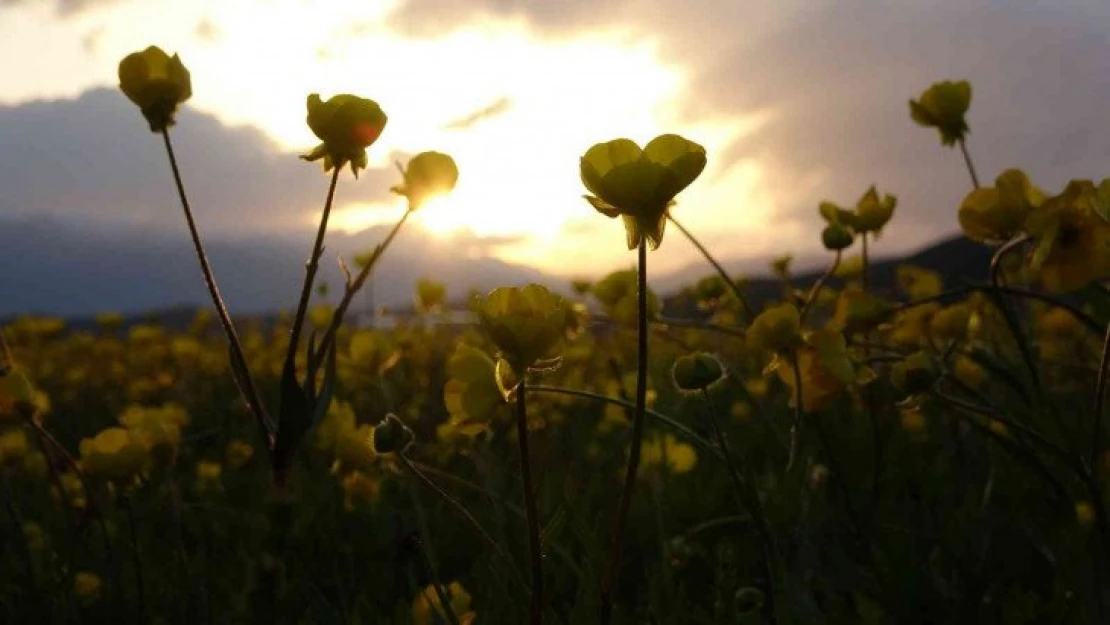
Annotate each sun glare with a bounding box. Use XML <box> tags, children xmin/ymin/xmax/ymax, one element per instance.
<box><xmin>5</xmin><ymin>0</ymin><xmax>769</xmax><ymax>275</ymax></box>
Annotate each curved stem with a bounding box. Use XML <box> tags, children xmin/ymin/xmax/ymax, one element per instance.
<box><xmin>989</xmin><ymin>236</ymin><xmax>1042</xmax><ymax>394</ymax></box>
<box><xmin>525</xmin><ymin>385</ymin><xmax>722</xmax><ymax>460</ymax></box>
<box><xmin>703</xmin><ymin>390</ymin><xmax>779</xmax><ymax>624</ymax></box>
<box><xmin>860</xmin><ymin>232</ymin><xmax>870</xmax><ymax>292</ymax></box>
<box><xmin>799</xmin><ymin>250</ymin><xmax>842</xmax><ymax>324</ymax></box>
<box><xmin>124</xmin><ymin>496</ymin><xmax>146</xmax><ymax>624</ymax></box>
<box><xmin>600</xmin><ymin>238</ymin><xmax>649</xmax><ymax>624</ymax></box>
<box><xmin>515</xmin><ymin>384</ymin><xmax>544</xmax><ymax>625</ymax></box>
<box><xmin>958</xmin><ymin>138</ymin><xmax>981</xmax><ymax>189</ymax></box>
<box><xmin>668</xmin><ymin>214</ymin><xmax>754</xmax><ymax>320</ymax></box>
<box><xmin>786</xmin><ymin>349</ymin><xmax>806</xmax><ymax>473</ymax></box>
<box><xmin>1093</xmin><ymin>322</ymin><xmax>1110</xmax><ymax>471</ymax></box>
<box><xmin>397</xmin><ymin>454</ymin><xmax>522</xmax><ymax>587</ymax></box>
<box><xmin>161</xmin><ymin>129</ymin><xmax>273</xmax><ymax>444</ymax></box>
<box><xmin>317</xmin><ymin>208</ymin><xmax>413</xmax><ymax>360</ymax></box>
<box><xmin>893</xmin><ymin>285</ymin><xmax>1102</xmax><ymax>335</ymax></box>
<box><xmin>286</xmin><ymin>166</ymin><xmax>342</xmax><ymax>370</ymax></box>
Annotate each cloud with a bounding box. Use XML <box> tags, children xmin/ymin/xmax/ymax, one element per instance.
<box><xmin>0</xmin><ymin>0</ymin><xmax>122</xmax><ymax>16</ymax></box>
<box><xmin>0</xmin><ymin>88</ymin><xmax>398</xmax><ymax>237</ymax></box>
<box><xmin>443</xmin><ymin>96</ymin><xmax>512</xmax><ymax>130</ymax></box>
<box><xmin>195</xmin><ymin>17</ymin><xmax>220</xmax><ymax>43</ymax></box>
<box><xmin>385</xmin><ymin>0</ymin><xmax>1110</xmax><ymax>261</ymax></box>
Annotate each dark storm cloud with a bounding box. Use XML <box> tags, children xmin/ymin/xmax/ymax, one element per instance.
<box><xmin>0</xmin><ymin>88</ymin><xmax>396</xmax><ymax>236</ymax></box>
<box><xmin>385</xmin><ymin>0</ymin><xmax>1110</xmax><ymax>261</ymax></box>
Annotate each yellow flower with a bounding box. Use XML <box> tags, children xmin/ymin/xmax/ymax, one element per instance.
<box><xmin>22</xmin><ymin>522</ymin><xmax>45</xmax><ymax>551</ymax></box>
<box><xmin>958</xmin><ymin>169</ymin><xmax>1045</xmax><ymax>244</ymax></box>
<box><xmin>953</xmin><ymin>356</ymin><xmax>986</xmax><ymax>388</ymax></box>
<box><xmin>899</xmin><ymin>405</ymin><xmax>928</xmax><ymax>438</ymax></box>
<box><xmin>443</xmin><ymin>344</ymin><xmax>504</xmax><ymax>435</ymax></box>
<box><xmin>414</xmin><ymin>279</ymin><xmax>448</xmax><ymax>314</ymax></box>
<box><xmin>896</xmin><ymin>266</ymin><xmax>943</xmax><ymax>300</ymax></box>
<box><xmin>120</xmin><ymin>403</ymin><xmax>189</xmax><ymax>464</ymax></box>
<box><xmin>301</xmin><ymin>93</ymin><xmax>388</xmax><ymax>177</ymax></box>
<box><xmin>775</xmin><ymin>330</ymin><xmax>859</xmax><ymax>412</ymax></box>
<box><xmin>340</xmin><ymin>470</ymin><xmax>381</xmax><ymax>511</ymax></box>
<box><xmin>580</xmin><ymin>134</ymin><xmax>707</xmax><ymax>249</ymax></box>
<box><xmin>0</xmin><ymin>427</ymin><xmax>29</xmax><ymax>467</ymax></box>
<box><xmin>671</xmin><ymin>352</ymin><xmax>725</xmax><ymax>393</ymax></box>
<box><xmin>930</xmin><ymin>304</ymin><xmax>972</xmax><ymax>343</ymax></box>
<box><xmin>412</xmin><ymin>581</ymin><xmax>476</xmax><ymax>625</ymax></box>
<box><xmin>195</xmin><ymin>461</ymin><xmax>223</xmax><ymax>493</ymax></box>
<box><xmin>118</xmin><ymin>46</ymin><xmax>192</xmax><ymax>131</ymax></box>
<box><xmin>909</xmin><ymin>79</ymin><xmax>971</xmax><ymax>146</ymax></box>
<box><xmin>392</xmin><ymin>152</ymin><xmax>459</xmax><ymax>209</ymax></box>
<box><xmin>225</xmin><ymin>439</ymin><xmax>255</xmax><ymax>469</ymax></box>
<box><xmin>333</xmin><ymin>424</ymin><xmax>377</xmax><ymax>474</ymax></box>
<box><xmin>592</xmin><ymin>269</ymin><xmax>660</xmax><ymax>325</ymax></box>
<box><xmin>372</xmin><ymin>413</ymin><xmax>414</xmax><ymax>454</ymax></box>
<box><xmin>79</xmin><ymin>427</ymin><xmax>148</xmax><ymax>482</ymax></box>
<box><xmin>833</xmin><ymin>287</ymin><xmax>894</xmax><ymax>335</ymax></box>
<box><xmin>1026</xmin><ymin>180</ymin><xmax>1110</xmax><ymax>292</ymax></box>
<box><xmin>890</xmin><ymin>351</ymin><xmax>938</xmax><ymax>396</ymax></box>
<box><xmin>640</xmin><ymin>434</ymin><xmax>698</xmax><ymax>475</ymax></box>
<box><xmin>53</xmin><ymin>471</ymin><xmax>87</xmax><ymax>510</ymax></box>
<box><xmin>74</xmin><ymin>571</ymin><xmax>102</xmax><ymax>601</ymax></box>
<box><xmin>853</xmin><ymin>186</ymin><xmax>897</xmax><ymax>235</ymax></box>
<box><xmin>474</xmin><ymin>284</ymin><xmax>568</xmax><ymax>378</ymax></box>
<box><xmin>745</xmin><ymin>303</ymin><xmax>801</xmax><ymax>354</ymax></box>
<box><xmin>1075</xmin><ymin>501</ymin><xmax>1095</xmax><ymax>527</ymax></box>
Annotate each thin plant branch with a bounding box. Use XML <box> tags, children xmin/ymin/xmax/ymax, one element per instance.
<box><xmin>668</xmin><ymin>214</ymin><xmax>755</xmax><ymax>320</ymax></box>
<box><xmin>160</xmin><ymin>129</ymin><xmax>273</xmax><ymax>443</ymax></box>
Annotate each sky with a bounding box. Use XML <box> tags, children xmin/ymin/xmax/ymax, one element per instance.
<box><xmin>2</xmin><ymin>0</ymin><xmax>1109</xmax><ymax>290</ymax></box>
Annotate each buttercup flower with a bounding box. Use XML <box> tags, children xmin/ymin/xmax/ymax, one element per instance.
<box><xmin>413</xmin><ymin>581</ymin><xmax>477</xmax><ymax>625</ymax></box>
<box><xmin>581</xmin><ymin>134</ymin><xmax>707</xmax><ymax>249</ymax></box>
<box><xmin>392</xmin><ymin>151</ymin><xmax>459</xmax><ymax>209</ymax></box>
<box><xmin>74</xmin><ymin>572</ymin><xmax>103</xmax><ymax>602</ymax></box>
<box><xmin>443</xmin><ymin>344</ymin><xmax>505</xmax><ymax>435</ymax></box>
<box><xmin>301</xmin><ymin>94</ymin><xmax>388</xmax><ymax>177</ymax></box>
<box><xmin>853</xmin><ymin>186</ymin><xmax>897</xmax><ymax>235</ymax></box>
<box><xmin>909</xmin><ymin>79</ymin><xmax>971</xmax><ymax>146</ymax></box>
<box><xmin>775</xmin><ymin>329</ymin><xmax>862</xmax><ymax>412</ymax></box>
<box><xmin>79</xmin><ymin>427</ymin><xmax>148</xmax><ymax>482</ymax></box>
<box><xmin>1026</xmin><ymin>179</ymin><xmax>1110</xmax><ymax>292</ymax></box>
<box><xmin>372</xmin><ymin>413</ymin><xmax>414</xmax><ymax>454</ymax></box>
<box><xmin>474</xmin><ymin>284</ymin><xmax>568</xmax><ymax>377</ymax></box>
<box><xmin>746</xmin><ymin>303</ymin><xmax>801</xmax><ymax>354</ymax></box>
<box><xmin>671</xmin><ymin>352</ymin><xmax>725</xmax><ymax>393</ymax></box>
<box><xmin>958</xmin><ymin>169</ymin><xmax>1045</xmax><ymax>244</ymax></box>
<box><xmin>118</xmin><ymin>46</ymin><xmax>192</xmax><ymax>132</ymax></box>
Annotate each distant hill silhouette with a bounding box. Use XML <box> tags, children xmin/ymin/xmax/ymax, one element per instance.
<box><xmin>661</xmin><ymin>235</ymin><xmax>993</xmax><ymax>316</ymax></box>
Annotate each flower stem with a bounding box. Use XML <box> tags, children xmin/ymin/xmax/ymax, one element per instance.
<box><xmin>668</xmin><ymin>214</ymin><xmax>755</xmax><ymax>320</ymax></box>
<box><xmin>396</xmin><ymin>453</ymin><xmax>524</xmax><ymax>590</ymax></box>
<box><xmin>515</xmin><ymin>382</ymin><xmax>544</xmax><ymax>625</ymax></box>
<box><xmin>799</xmin><ymin>250</ymin><xmax>842</xmax><ymax>323</ymax></box>
<box><xmin>958</xmin><ymin>138</ymin><xmax>981</xmax><ymax>189</ymax></box>
<box><xmin>988</xmin><ymin>236</ymin><xmax>1042</xmax><ymax>394</ymax></box>
<box><xmin>286</xmin><ymin>166</ymin><xmax>342</xmax><ymax>371</ymax></box>
<box><xmin>702</xmin><ymin>390</ymin><xmax>779</xmax><ymax>624</ymax></box>
<box><xmin>525</xmin><ymin>385</ymin><xmax>722</xmax><ymax>460</ymax></box>
<box><xmin>124</xmin><ymin>496</ymin><xmax>146</xmax><ymax>624</ymax></box>
<box><xmin>160</xmin><ymin>129</ymin><xmax>273</xmax><ymax>444</ymax></box>
<box><xmin>317</xmin><ymin>208</ymin><xmax>412</xmax><ymax>360</ymax></box>
<box><xmin>601</xmin><ymin>238</ymin><xmax>649</xmax><ymax>624</ymax></box>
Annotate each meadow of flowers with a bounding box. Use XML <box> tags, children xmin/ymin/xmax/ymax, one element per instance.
<box><xmin>1</xmin><ymin>48</ymin><xmax>1110</xmax><ymax>624</ymax></box>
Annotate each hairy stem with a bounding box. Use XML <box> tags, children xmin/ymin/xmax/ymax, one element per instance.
<box><xmin>958</xmin><ymin>138</ymin><xmax>981</xmax><ymax>189</ymax></box>
<box><xmin>668</xmin><ymin>214</ymin><xmax>755</xmax><ymax>320</ymax></box>
<box><xmin>285</xmin><ymin>166</ymin><xmax>342</xmax><ymax>371</ymax></box>
<box><xmin>318</xmin><ymin>208</ymin><xmax>413</xmax><ymax>359</ymax></box>
<box><xmin>515</xmin><ymin>383</ymin><xmax>544</xmax><ymax>625</ymax></box>
<box><xmin>601</xmin><ymin>238</ymin><xmax>649</xmax><ymax>624</ymax></box>
<box><xmin>703</xmin><ymin>390</ymin><xmax>779</xmax><ymax>624</ymax></box>
<box><xmin>161</xmin><ymin>129</ymin><xmax>272</xmax><ymax>444</ymax></box>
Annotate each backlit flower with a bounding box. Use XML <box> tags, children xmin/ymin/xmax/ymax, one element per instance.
<box><xmin>118</xmin><ymin>46</ymin><xmax>192</xmax><ymax>132</ymax></box>
<box><xmin>301</xmin><ymin>94</ymin><xmax>388</xmax><ymax>177</ymax></box>
<box><xmin>909</xmin><ymin>79</ymin><xmax>971</xmax><ymax>146</ymax></box>
<box><xmin>1026</xmin><ymin>180</ymin><xmax>1110</xmax><ymax>292</ymax></box>
<box><xmin>581</xmin><ymin>134</ymin><xmax>707</xmax><ymax>249</ymax></box>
